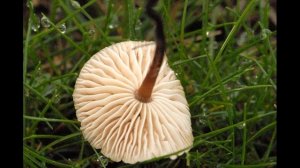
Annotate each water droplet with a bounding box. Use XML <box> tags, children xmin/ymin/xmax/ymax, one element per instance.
<box><xmin>31</xmin><ymin>14</ymin><xmax>40</xmax><ymax>32</ymax></box>
<box><xmin>41</xmin><ymin>15</ymin><xmax>51</xmax><ymax>28</ymax></box>
<box><xmin>237</xmin><ymin>122</ymin><xmax>246</xmax><ymax>129</ymax></box>
<box><xmin>108</xmin><ymin>24</ymin><xmax>115</xmax><ymax>29</ymax></box>
<box><xmin>237</xmin><ymin>32</ymin><xmax>247</xmax><ymax>46</ymax></box>
<box><xmin>88</xmin><ymin>29</ymin><xmax>95</xmax><ymax>36</ymax></box>
<box><xmin>206</xmin><ymin>31</ymin><xmax>210</xmax><ymax>36</ymax></box>
<box><xmin>25</xmin><ymin>88</ymin><xmax>30</xmax><ymax>97</ymax></box>
<box><xmin>174</xmin><ymin>71</ymin><xmax>183</xmax><ymax>78</ymax></box>
<box><xmin>135</xmin><ymin>20</ymin><xmax>142</xmax><ymax>31</ymax></box>
<box><xmin>260</xmin><ymin>28</ymin><xmax>272</xmax><ymax>40</ymax></box>
<box><xmin>31</xmin><ymin>24</ymin><xmax>39</xmax><ymax>32</ymax></box>
<box><xmin>26</xmin><ymin>1</ymin><xmax>33</xmax><ymax>8</ymax></box>
<box><xmin>201</xmin><ymin>105</ymin><xmax>208</xmax><ymax>113</ymax></box>
<box><xmin>53</xmin><ymin>94</ymin><xmax>61</xmax><ymax>103</ymax></box>
<box><xmin>199</xmin><ymin>119</ymin><xmax>206</xmax><ymax>125</ymax></box>
<box><xmin>34</xmin><ymin>61</ymin><xmax>42</xmax><ymax>75</ymax></box>
<box><xmin>199</xmin><ymin>111</ymin><xmax>207</xmax><ymax>125</ymax></box>
<box><xmin>58</xmin><ymin>23</ymin><xmax>66</xmax><ymax>34</ymax></box>
<box><xmin>97</xmin><ymin>155</ymin><xmax>108</xmax><ymax>167</ymax></box>
<box><xmin>71</xmin><ymin>0</ymin><xmax>81</xmax><ymax>9</ymax></box>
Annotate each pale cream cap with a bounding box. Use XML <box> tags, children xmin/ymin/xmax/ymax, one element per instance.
<box><xmin>73</xmin><ymin>41</ymin><xmax>193</xmax><ymax>164</ymax></box>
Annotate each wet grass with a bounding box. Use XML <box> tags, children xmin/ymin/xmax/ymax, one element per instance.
<box><xmin>23</xmin><ymin>0</ymin><xmax>276</xmax><ymax>167</ymax></box>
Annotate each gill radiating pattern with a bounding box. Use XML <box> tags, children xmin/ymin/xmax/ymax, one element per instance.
<box><xmin>73</xmin><ymin>41</ymin><xmax>193</xmax><ymax>164</ymax></box>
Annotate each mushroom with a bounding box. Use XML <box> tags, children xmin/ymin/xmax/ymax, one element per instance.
<box><xmin>73</xmin><ymin>41</ymin><xmax>194</xmax><ymax>164</ymax></box>
<box><xmin>73</xmin><ymin>0</ymin><xmax>193</xmax><ymax>164</ymax></box>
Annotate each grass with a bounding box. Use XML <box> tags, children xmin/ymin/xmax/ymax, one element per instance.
<box><xmin>23</xmin><ymin>0</ymin><xmax>277</xmax><ymax>167</ymax></box>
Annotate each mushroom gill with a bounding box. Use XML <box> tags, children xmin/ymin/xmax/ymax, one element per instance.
<box><xmin>73</xmin><ymin>41</ymin><xmax>193</xmax><ymax>164</ymax></box>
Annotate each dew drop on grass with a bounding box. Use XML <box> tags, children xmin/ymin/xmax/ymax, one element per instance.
<box><xmin>71</xmin><ymin>0</ymin><xmax>81</xmax><ymax>9</ymax></box>
<box><xmin>97</xmin><ymin>155</ymin><xmax>108</xmax><ymax>167</ymax></box>
<box><xmin>202</xmin><ymin>111</ymin><xmax>207</xmax><ymax>117</ymax></box>
<box><xmin>58</xmin><ymin>23</ymin><xmax>66</xmax><ymax>34</ymax></box>
<box><xmin>229</xmin><ymin>89</ymin><xmax>238</xmax><ymax>99</ymax></box>
<box><xmin>26</xmin><ymin>1</ymin><xmax>32</xmax><ymax>8</ymax></box>
<box><xmin>237</xmin><ymin>122</ymin><xmax>246</xmax><ymax>129</ymax></box>
<box><xmin>237</xmin><ymin>32</ymin><xmax>247</xmax><ymax>46</ymax></box>
<box><xmin>41</xmin><ymin>15</ymin><xmax>50</xmax><ymax>28</ymax></box>
<box><xmin>31</xmin><ymin>24</ymin><xmax>39</xmax><ymax>32</ymax></box>
<box><xmin>25</xmin><ymin>88</ymin><xmax>30</xmax><ymax>97</ymax></box>
<box><xmin>53</xmin><ymin>94</ymin><xmax>61</xmax><ymax>103</ymax></box>
<box><xmin>34</xmin><ymin>61</ymin><xmax>42</xmax><ymax>76</ymax></box>
<box><xmin>101</xmin><ymin>160</ymin><xmax>108</xmax><ymax>167</ymax></box>
<box><xmin>88</xmin><ymin>29</ymin><xmax>95</xmax><ymax>36</ymax></box>
<box><xmin>135</xmin><ymin>19</ymin><xmax>142</xmax><ymax>31</ymax></box>
<box><xmin>199</xmin><ymin>115</ymin><xmax>207</xmax><ymax>125</ymax></box>
<box><xmin>199</xmin><ymin>119</ymin><xmax>206</xmax><ymax>125</ymax></box>
<box><xmin>31</xmin><ymin>14</ymin><xmax>40</xmax><ymax>32</ymax></box>
<box><xmin>108</xmin><ymin>24</ymin><xmax>115</xmax><ymax>29</ymax></box>
<box><xmin>175</xmin><ymin>71</ymin><xmax>182</xmax><ymax>78</ymax></box>
<box><xmin>108</xmin><ymin>15</ymin><xmax>119</xmax><ymax>30</ymax></box>
<box><xmin>198</xmin><ymin>110</ymin><xmax>207</xmax><ymax>125</ymax></box>
<box><xmin>260</xmin><ymin>28</ymin><xmax>272</xmax><ymax>40</ymax></box>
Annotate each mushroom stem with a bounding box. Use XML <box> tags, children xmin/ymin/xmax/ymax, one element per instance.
<box><xmin>136</xmin><ymin>0</ymin><xmax>166</xmax><ymax>102</ymax></box>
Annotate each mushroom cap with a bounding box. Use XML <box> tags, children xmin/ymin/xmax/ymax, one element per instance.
<box><xmin>73</xmin><ymin>41</ymin><xmax>193</xmax><ymax>164</ymax></box>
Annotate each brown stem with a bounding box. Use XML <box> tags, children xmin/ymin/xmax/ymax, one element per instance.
<box><xmin>136</xmin><ymin>43</ymin><xmax>165</xmax><ymax>102</ymax></box>
<box><xmin>135</xmin><ymin>0</ymin><xmax>166</xmax><ymax>102</ymax></box>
